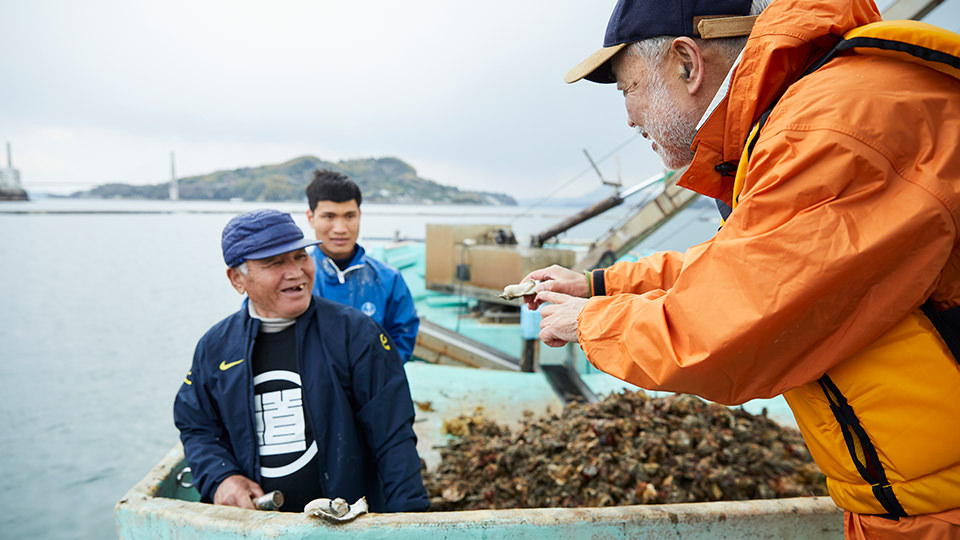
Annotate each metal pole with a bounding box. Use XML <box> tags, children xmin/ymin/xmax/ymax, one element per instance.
<box><xmin>882</xmin><ymin>0</ymin><xmax>946</xmax><ymax>20</ymax></box>
<box><xmin>533</xmin><ymin>194</ymin><xmax>624</xmax><ymax>247</ymax></box>
<box><xmin>169</xmin><ymin>151</ymin><xmax>179</xmax><ymax>201</ymax></box>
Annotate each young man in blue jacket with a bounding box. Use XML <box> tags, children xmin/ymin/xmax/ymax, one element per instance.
<box><xmin>305</xmin><ymin>170</ymin><xmax>420</xmax><ymax>362</ymax></box>
<box><xmin>174</xmin><ymin>209</ymin><xmax>429</xmax><ymax>513</ymax></box>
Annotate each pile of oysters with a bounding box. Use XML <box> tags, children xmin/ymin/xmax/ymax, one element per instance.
<box><xmin>421</xmin><ymin>390</ymin><xmax>827</xmax><ymax>511</ymax></box>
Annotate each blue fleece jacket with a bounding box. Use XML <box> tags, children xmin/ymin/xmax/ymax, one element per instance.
<box><xmin>310</xmin><ymin>244</ymin><xmax>419</xmax><ymax>362</ymax></box>
<box><xmin>173</xmin><ymin>296</ymin><xmax>429</xmax><ymax>512</ymax></box>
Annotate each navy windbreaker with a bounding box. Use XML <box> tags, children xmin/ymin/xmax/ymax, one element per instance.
<box><xmin>173</xmin><ymin>296</ymin><xmax>429</xmax><ymax>512</ymax></box>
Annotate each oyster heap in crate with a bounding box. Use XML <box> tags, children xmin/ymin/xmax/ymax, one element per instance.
<box><xmin>421</xmin><ymin>390</ymin><xmax>827</xmax><ymax>511</ymax></box>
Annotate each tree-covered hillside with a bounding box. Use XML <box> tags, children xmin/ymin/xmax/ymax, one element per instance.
<box><xmin>72</xmin><ymin>155</ymin><xmax>516</xmax><ymax>205</ymax></box>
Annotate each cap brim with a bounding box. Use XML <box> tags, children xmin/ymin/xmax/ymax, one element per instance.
<box><xmin>564</xmin><ymin>43</ymin><xmax>627</xmax><ymax>84</ymax></box>
<box><xmin>243</xmin><ymin>238</ymin><xmax>321</xmax><ymax>262</ymax></box>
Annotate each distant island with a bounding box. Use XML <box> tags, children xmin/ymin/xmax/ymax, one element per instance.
<box><xmin>70</xmin><ymin>155</ymin><xmax>517</xmax><ymax>206</ymax></box>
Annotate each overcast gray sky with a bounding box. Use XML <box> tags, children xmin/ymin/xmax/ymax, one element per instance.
<box><xmin>1</xmin><ymin>0</ymin><xmax>957</xmax><ymax>199</ymax></box>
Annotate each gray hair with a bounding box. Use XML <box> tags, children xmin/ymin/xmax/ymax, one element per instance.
<box><xmin>236</xmin><ymin>262</ymin><xmax>248</xmax><ymax>275</ymax></box>
<box><xmin>628</xmin><ymin>0</ymin><xmax>770</xmax><ymax>66</ymax></box>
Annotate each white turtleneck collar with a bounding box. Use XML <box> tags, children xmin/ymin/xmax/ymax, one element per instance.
<box><xmin>246</xmin><ymin>301</ymin><xmax>295</xmax><ymax>333</ymax></box>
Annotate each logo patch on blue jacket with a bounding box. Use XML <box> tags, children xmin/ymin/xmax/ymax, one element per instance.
<box><xmin>361</xmin><ymin>301</ymin><xmax>376</xmax><ymax>317</ymax></box>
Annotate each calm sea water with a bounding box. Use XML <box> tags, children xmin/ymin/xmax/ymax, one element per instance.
<box><xmin>0</xmin><ymin>197</ymin><xmax>720</xmax><ymax>540</ymax></box>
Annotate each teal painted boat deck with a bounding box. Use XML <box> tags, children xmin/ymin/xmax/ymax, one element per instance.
<box><xmin>405</xmin><ymin>363</ymin><xmax>565</xmax><ymax>469</ymax></box>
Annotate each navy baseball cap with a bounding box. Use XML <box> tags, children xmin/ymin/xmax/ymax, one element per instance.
<box><xmin>221</xmin><ymin>209</ymin><xmax>321</xmax><ymax>267</ymax></box>
<box><xmin>565</xmin><ymin>0</ymin><xmax>756</xmax><ymax>84</ymax></box>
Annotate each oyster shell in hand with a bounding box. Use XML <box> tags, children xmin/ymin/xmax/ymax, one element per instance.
<box><xmin>499</xmin><ymin>280</ymin><xmax>538</xmax><ymax>300</ymax></box>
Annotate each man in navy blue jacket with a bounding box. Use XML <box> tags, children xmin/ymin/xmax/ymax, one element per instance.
<box><xmin>174</xmin><ymin>209</ymin><xmax>429</xmax><ymax>513</ymax></box>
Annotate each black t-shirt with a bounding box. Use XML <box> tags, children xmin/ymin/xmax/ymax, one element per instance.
<box><xmin>251</xmin><ymin>326</ymin><xmax>322</xmax><ymax>512</ymax></box>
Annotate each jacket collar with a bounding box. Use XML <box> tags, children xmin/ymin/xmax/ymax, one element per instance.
<box><xmin>678</xmin><ymin>0</ymin><xmax>882</xmax><ymax>203</ymax></box>
<box><xmin>316</xmin><ymin>243</ymin><xmax>366</xmax><ymax>270</ymax></box>
<box><xmin>240</xmin><ymin>296</ymin><xmax>317</xmax><ymax>331</ymax></box>
<box><xmin>298</xmin><ymin>297</ymin><xmax>318</xmax><ymax>322</ymax></box>
<box><xmin>317</xmin><ymin>243</ymin><xmax>367</xmax><ymax>284</ymax></box>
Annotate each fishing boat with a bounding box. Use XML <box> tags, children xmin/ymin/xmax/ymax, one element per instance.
<box><xmin>115</xmin><ymin>167</ymin><xmax>845</xmax><ymax>538</ymax></box>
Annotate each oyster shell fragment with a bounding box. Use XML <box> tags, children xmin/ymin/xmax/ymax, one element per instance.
<box><xmin>304</xmin><ymin>496</ymin><xmax>368</xmax><ymax>522</ymax></box>
<box><xmin>499</xmin><ymin>280</ymin><xmax>538</xmax><ymax>300</ymax></box>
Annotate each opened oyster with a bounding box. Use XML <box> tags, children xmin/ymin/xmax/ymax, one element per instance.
<box><xmin>499</xmin><ymin>280</ymin><xmax>538</xmax><ymax>300</ymax></box>
<box><xmin>304</xmin><ymin>496</ymin><xmax>368</xmax><ymax>522</ymax></box>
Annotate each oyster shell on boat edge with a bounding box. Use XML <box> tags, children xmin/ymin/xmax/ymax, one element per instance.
<box><xmin>304</xmin><ymin>496</ymin><xmax>368</xmax><ymax>522</ymax></box>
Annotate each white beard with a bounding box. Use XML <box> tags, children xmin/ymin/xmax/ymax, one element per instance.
<box><xmin>639</xmin><ymin>73</ymin><xmax>699</xmax><ymax>170</ymax></box>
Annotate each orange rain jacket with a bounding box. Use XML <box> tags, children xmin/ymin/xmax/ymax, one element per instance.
<box><xmin>578</xmin><ymin>0</ymin><xmax>960</xmax><ymax>533</ymax></box>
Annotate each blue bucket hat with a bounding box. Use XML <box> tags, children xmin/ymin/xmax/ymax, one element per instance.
<box><xmin>221</xmin><ymin>209</ymin><xmax>321</xmax><ymax>267</ymax></box>
<box><xmin>564</xmin><ymin>0</ymin><xmax>756</xmax><ymax>84</ymax></box>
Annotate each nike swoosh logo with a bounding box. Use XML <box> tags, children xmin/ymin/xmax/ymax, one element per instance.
<box><xmin>219</xmin><ymin>359</ymin><xmax>245</xmax><ymax>371</ymax></box>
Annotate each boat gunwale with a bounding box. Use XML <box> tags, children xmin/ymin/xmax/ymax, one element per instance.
<box><xmin>116</xmin><ymin>443</ymin><xmax>843</xmax><ymax>537</ymax></box>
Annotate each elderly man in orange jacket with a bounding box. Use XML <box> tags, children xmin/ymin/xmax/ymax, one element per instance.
<box><xmin>524</xmin><ymin>0</ymin><xmax>960</xmax><ymax>537</ymax></box>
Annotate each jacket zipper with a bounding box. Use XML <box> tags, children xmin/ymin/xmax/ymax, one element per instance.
<box><xmin>323</xmin><ymin>257</ymin><xmax>364</xmax><ymax>285</ymax></box>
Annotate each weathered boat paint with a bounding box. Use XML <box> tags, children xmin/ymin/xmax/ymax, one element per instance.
<box><xmin>117</xmin><ymin>442</ymin><xmax>843</xmax><ymax>540</ymax></box>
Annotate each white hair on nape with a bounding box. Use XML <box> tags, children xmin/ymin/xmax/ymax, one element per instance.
<box><xmin>627</xmin><ymin>0</ymin><xmax>770</xmax><ymax>67</ymax></box>
<box><xmin>236</xmin><ymin>262</ymin><xmax>248</xmax><ymax>275</ymax></box>
<box><xmin>750</xmin><ymin>0</ymin><xmax>771</xmax><ymax>16</ymax></box>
